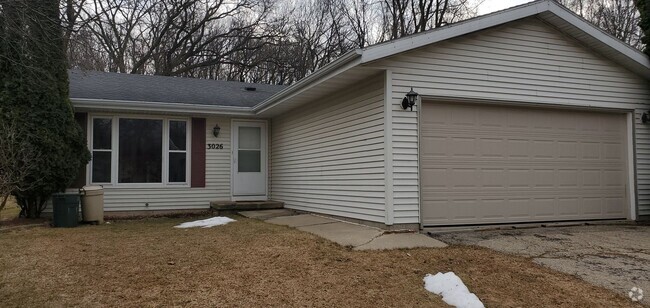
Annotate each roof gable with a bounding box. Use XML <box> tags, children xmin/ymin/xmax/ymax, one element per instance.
<box><xmin>368</xmin><ymin>17</ymin><xmax>649</xmax><ymax>108</ymax></box>
<box><xmin>358</xmin><ymin>0</ymin><xmax>649</xmax><ymax>78</ymax></box>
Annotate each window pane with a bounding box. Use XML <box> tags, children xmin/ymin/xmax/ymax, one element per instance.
<box><xmin>118</xmin><ymin>119</ymin><xmax>162</xmax><ymax>183</ymax></box>
<box><xmin>93</xmin><ymin>118</ymin><xmax>112</xmax><ymax>150</ymax></box>
<box><xmin>92</xmin><ymin>151</ymin><xmax>111</xmax><ymax>183</ymax></box>
<box><xmin>169</xmin><ymin>152</ymin><xmax>187</xmax><ymax>183</ymax></box>
<box><xmin>238</xmin><ymin>127</ymin><xmax>260</xmax><ymax>149</ymax></box>
<box><xmin>238</xmin><ymin>150</ymin><xmax>260</xmax><ymax>172</ymax></box>
<box><xmin>169</xmin><ymin>121</ymin><xmax>187</xmax><ymax>151</ymax></box>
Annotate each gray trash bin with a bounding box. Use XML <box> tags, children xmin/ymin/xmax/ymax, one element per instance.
<box><xmin>80</xmin><ymin>186</ymin><xmax>104</xmax><ymax>224</ymax></box>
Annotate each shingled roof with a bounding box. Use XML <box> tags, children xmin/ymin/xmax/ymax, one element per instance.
<box><xmin>68</xmin><ymin>69</ymin><xmax>286</xmax><ymax>108</ymax></box>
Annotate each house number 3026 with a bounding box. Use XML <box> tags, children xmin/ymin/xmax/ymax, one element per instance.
<box><xmin>207</xmin><ymin>143</ymin><xmax>224</xmax><ymax>150</ymax></box>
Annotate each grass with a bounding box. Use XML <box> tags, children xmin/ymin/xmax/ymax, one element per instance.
<box><xmin>0</xmin><ymin>216</ymin><xmax>639</xmax><ymax>307</ymax></box>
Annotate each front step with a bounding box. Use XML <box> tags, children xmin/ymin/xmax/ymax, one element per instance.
<box><xmin>210</xmin><ymin>200</ymin><xmax>284</xmax><ymax>211</ymax></box>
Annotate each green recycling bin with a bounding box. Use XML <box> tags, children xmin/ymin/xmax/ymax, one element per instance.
<box><xmin>52</xmin><ymin>193</ymin><xmax>80</xmax><ymax>228</ymax></box>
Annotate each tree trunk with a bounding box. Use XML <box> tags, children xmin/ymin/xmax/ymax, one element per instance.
<box><xmin>18</xmin><ymin>197</ymin><xmax>44</xmax><ymax>218</ymax></box>
<box><xmin>0</xmin><ymin>195</ymin><xmax>8</xmax><ymax>212</ymax></box>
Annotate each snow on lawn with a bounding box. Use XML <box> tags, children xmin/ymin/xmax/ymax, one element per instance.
<box><xmin>174</xmin><ymin>217</ymin><xmax>236</xmax><ymax>229</ymax></box>
<box><xmin>423</xmin><ymin>272</ymin><xmax>484</xmax><ymax>308</ymax></box>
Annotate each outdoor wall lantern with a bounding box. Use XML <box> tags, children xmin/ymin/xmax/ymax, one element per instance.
<box><xmin>643</xmin><ymin>111</ymin><xmax>650</xmax><ymax>124</ymax></box>
<box><xmin>213</xmin><ymin>124</ymin><xmax>221</xmax><ymax>138</ymax></box>
<box><xmin>401</xmin><ymin>87</ymin><xmax>419</xmax><ymax>111</ymax></box>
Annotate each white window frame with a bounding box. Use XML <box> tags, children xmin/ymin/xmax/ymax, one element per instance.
<box><xmin>166</xmin><ymin>119</ymin><xmax>191</xmax><ymax>186</ymax></box>
<box><xmin>88</xmin><ymin>114</ymin><xmax>191</xmax><ymax>188</ymax></box>
<box><xmin>89</xmin><ymin>117</ymin><xmax>114</xmax><ymax>185</ymax></box>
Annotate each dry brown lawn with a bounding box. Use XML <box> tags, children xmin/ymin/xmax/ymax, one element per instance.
<box><xmin>0</xmin><ymin>216</ymin><xmax>640</xmax><ymax>307</ymax></box>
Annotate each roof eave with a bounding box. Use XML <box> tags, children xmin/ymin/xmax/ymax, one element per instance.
<box><xmin>252</xmin><ymin>50</ymin><xmax>363</xmax><ymax>114</ymax></box>
<box><xmin>71</xmin><ymin>98</ymin><xmax>255</xmax><ymax>116</ymax></box>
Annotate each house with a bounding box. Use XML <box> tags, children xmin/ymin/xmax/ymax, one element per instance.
<box><xmin>67</xmin><ymin>0</ymin><xmax>650</xmax><ymax>229</ymax></box>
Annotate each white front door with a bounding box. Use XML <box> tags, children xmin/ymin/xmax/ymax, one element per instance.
<box><xmin>232</xmin><ymin>120</ymin><xmax>267</xmax><ymax>199</ymax></box>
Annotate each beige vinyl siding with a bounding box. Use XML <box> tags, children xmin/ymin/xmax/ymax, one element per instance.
<box><xmin>392</xmin><ymin>101</ymin><xmax>420</xmax><ymax>224</ymax></box>
<box><xmin>635</xmin><ymin>110</ymin><xmax>650</xmax><ymax>216</ymax></box>
<box><xmin>367</xmin><ymin>16</ymin><xmax>650</xmax><ymax>223</ymax></box>
<box><xmin>99</xmin><ymin>115</ymin><xmax>230</xmax><ymax>211</ymax></box>
<box><xmin>270</xmin><ymin>76</ymin><xmax>386</xmax><ymax>222</ymax></box>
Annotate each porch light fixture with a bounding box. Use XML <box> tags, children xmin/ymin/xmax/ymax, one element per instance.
<box><xmin>401</xmin><ymin>87</ymin><xmax>419</xmax><ymax>111</ymax></box>
<box><xmin>213</xmin><ymin>124</ymin><xmax>221</xmax><ymax>138</ymax></box>
<box><xmin>643</xmin><ymin>111</ymin><xmax>650</xmax><ymax>124</ymax></box>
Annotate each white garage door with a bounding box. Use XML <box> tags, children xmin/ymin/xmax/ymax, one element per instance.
<box><xmin>420</xmin><ymin>102</ymin><xmax>629</xmax><ymax>226</ymax></box>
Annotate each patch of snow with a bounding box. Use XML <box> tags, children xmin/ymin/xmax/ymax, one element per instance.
<box><xmin>423</xmin><ymin>272</ymin><xmax>484</xmax><ymax>308</ymax></box>
<box><xmin>174</xmin><ymin>217</ymin><xmax>236</xmax><ymax>229</ymax></box>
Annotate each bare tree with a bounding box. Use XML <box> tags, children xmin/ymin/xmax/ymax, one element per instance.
<box><xmin>0</xmin><ymin>118</ymin><xmax>42</xmax><ymax>213</ymax></box>
<box><xmin>61</xmin><ymin>0</ymin><xmax>88</xmax><ymax>51</ymax></box>
<box><xmin>72</xmin><ymin>0</ymin><xmax>274</xmax><ymax>76</ymax></box>
<box><xmin>84</xmin><ymin>0</ymin><xmax>152</xmax><ymax>72</ymax></box>
<box><xmin>343</xmin><ymin>0</ymin><xmax>377</xmax><ymax>48</ymax></box>
<box><xmin>59</xmin><ymin>0</ymin><xmax>644</xmax><ymax>85</ymax></box>
<box><xmin>380</xmin><ymin>0</ymin><xmax>476</xmax><ymax>40</ymax></box>
<box><xmin>60</xmin><ymin>0</ymin><xmax>480</xmax><ymax>84</ymax></box>
<box><xmin>559</xmin><ymin>0</ymin><xmax>643</xmax><ymax>48</ymax></box>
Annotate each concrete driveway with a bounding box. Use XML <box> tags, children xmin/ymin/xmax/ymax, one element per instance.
<box><xmin>431</xmin><ymin>224</ymin><xmax>650</xmax><ymax>300</ymax></box>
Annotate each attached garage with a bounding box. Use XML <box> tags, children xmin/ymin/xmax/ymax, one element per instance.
<box><xmin>262</xmin><ymin>0</ymin><xmax>650</xmax><ymax>229</ymax></box>
<box><xmin>420</xmin><ymin>102</ymin><xmax>630</xmax><ymax>226</ymax></box>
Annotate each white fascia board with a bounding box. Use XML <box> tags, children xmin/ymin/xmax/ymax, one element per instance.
<box><xmin>253</xmin><ymin>50</ymin><xmax>363</xmax><ymax>114</ymax></box>
<box><xmin>71</xmin><ymin>98</ymin><xmax>255</xmax><ymax>116</ymax></box>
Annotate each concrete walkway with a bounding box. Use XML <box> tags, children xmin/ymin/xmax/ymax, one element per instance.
<box><xmin>239</xmin><ymin>210</ymin><xmax>447</xmax><ymax>250</ymax></box>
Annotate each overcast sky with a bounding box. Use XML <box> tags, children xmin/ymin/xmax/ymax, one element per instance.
<box><xmin>476</xmin><ymin>0</ymin><xmax>534</xmax><ymax>15</ymax></box>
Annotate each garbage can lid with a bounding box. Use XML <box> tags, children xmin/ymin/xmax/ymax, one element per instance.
<box><xmin>52</xmin><ymin>192</ymin><xmax>81</xmax><ymax>197</ymax></box>
<box><xmin>81</xmin><ymin>185</ymin><xmax>103</xmax><ymax>191</ymax></box>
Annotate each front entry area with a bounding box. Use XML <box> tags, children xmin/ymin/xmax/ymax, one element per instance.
<box><xmin>232</xmin><ymin>120</ymin><xmax>267</xmax><ymax>200</ymax></box>
<box><xmin>420</xmin><ymin>101</ymin><xmax>630</xmax><ymax>226</ymax></box>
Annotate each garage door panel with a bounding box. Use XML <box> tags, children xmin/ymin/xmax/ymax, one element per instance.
<box><xmin>558</xmin><ymin>141</ymin><xmax>578</xmax><ymax>158</ymax></box>
<box><xmin>508</xmin><ymin>198</ymin><xmax>531</xmax><ymax>218</ymax></box>
<box><xmin>532</xmin><ymin>140</ymin><xmax>555</xmax><ymax>159</ymax></box>
<box><xmin>421</xmin><ymin>102</ymin><xmax>628</xmax><ymax>226</ymax></box>
<box><xmin>479</xmin><ymin>138</ymin><xmax>506</xmax><ymax>158</ymax></box>
<box><xmin>421</xmin><ymin>168</ymin><xmax>447</xmax><ymax>188</ymax></box>
<box><xmin>450</xmin><ymin>137</ymin><xmax>477</xmax><ymax>157</ymax></box>
<box><xmin>421</xmin><ymin>136</ymin><xmax>447</xmax><ymax>156</ymax></box>
<box><xmin>583</xmin><ymin>198</ymin><xmax>604</xmax><ymax>215</ymax></box>
<box><xmin>605</xmin><ymin>197</ymin><xmax>626</xmax><ymax>215</ymax></box>
<box><xmin>422</xmin><ymin>195</ymin><xmax>626</xmax><ymax>225</ymax></box>
<box><xmin>604</xmin><ymin>142</ymin><xmax>625</xmax><ymax>160</ymax></box>
<box><xmin>582</xmin><ymin>170</ymin><xmax>601</xmax><ymax>186</ymax></box>
<box><xmin>557</xmin><ymin>169</ymin><xmax>579</xmax><ymax>187</ymax></box>
<box><xmin>581</xmin><ymin>142</ymin><xmax>602</xmax><ymax>159</ymax></box>
<box><xmin>507</xmin><ymin>139</ymin><xmax>530</xmax><ymax>158</ymax></box>
<box><xmin>482</xmin><ymin>169</ymin><xmax>507</xmax><ymax>188</ymax></box>
<box><xmin>531</xmin><ymin>198</ymin><xmax>556</xmax><ymax>217</ymax></box>
<box><xmin>558</xmin><ymin>198</ymin><xmax>581</xmax><ymax>216</ymax></box>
